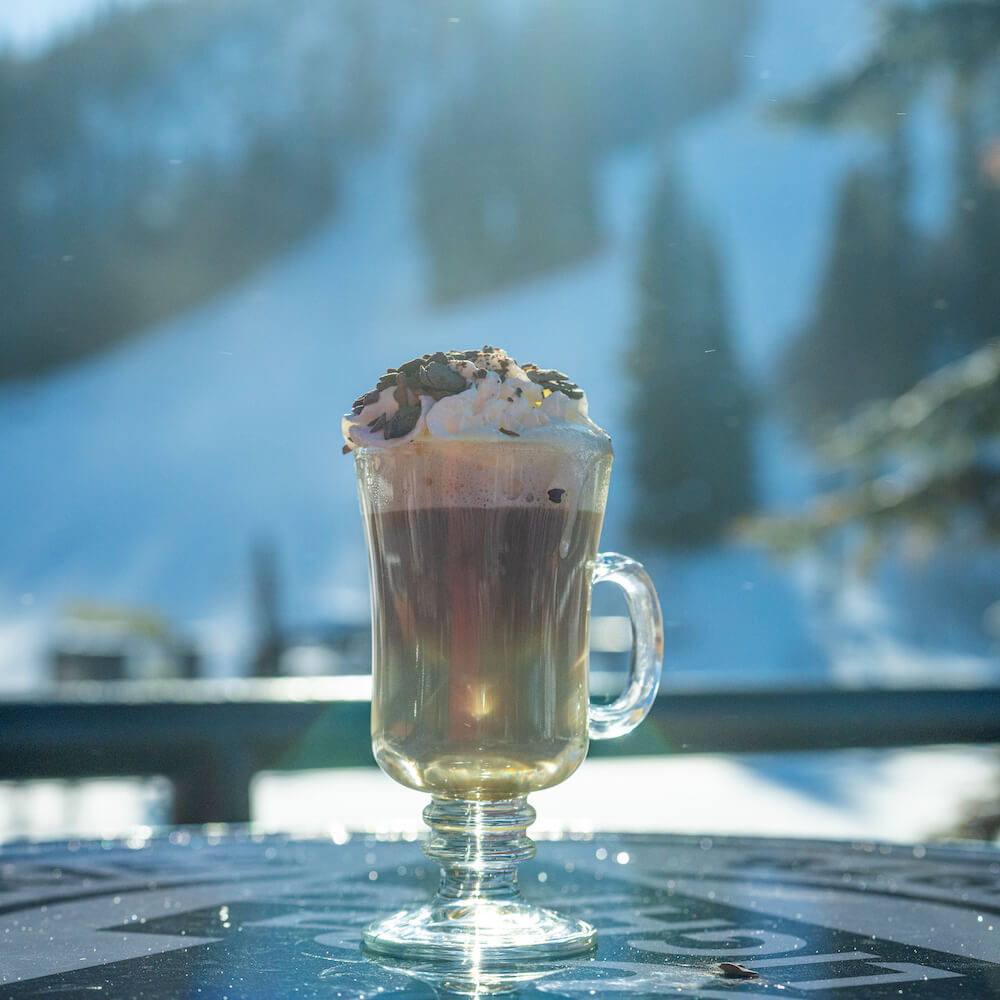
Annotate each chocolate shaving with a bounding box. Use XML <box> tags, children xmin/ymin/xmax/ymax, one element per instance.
<box><xmin>421</xmin><ymin>359</ymin><xmax>467</xmax><ymax>393</ymax></box>
<box><xmin>341</xmin><ymin>443</ymin><xmax>352</xmax><ymax>454</ymax></box>
<box><xmin>498</xmin><ymin>427</ymin><xmax>520</xmax><ymax>437</ymax></box>
<box><xmin>397</xmin><ymin>358</ymin><xmax>424</xmax><ymax>379</ymax></box>
<box><xmin>718</xmin><ymin>963</ymin><xmax>758</xmax><ymax>979</ymax></box>
<box><xmin>547</xmin><ymin>488</ymin><xmax>565</xmax><ymax>504</ymax></box>
<box><xmin>352</xmin><ymin>388</ymin><xmax>380</xmax><ymax>409</ymax></box>
<box><xmin>386</xmin><ymin>404</ymin><xmax>422</xmax><ymax>439</ymax></box>
<box><xmin>524</xmin><ymin>367</ymin><xmax>583</xmax><ymax>400</ymax></box>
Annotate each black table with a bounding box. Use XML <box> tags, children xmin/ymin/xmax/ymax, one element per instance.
<box><xmin>1</xmin><ymin>831</ymin><xmax>998</xmax><ymax>998</ymax></box>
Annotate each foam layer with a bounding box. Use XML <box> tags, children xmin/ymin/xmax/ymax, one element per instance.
<box><xmin>354</xmin><ymin>431</ymin><xmax>612</xmax><ymax>516</ymax></box>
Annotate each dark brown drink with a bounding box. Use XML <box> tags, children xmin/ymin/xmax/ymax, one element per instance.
<box><xmin>356</xmin><ymin>436</ymin><xmax>612</xmax><ymax>799</ymax></box>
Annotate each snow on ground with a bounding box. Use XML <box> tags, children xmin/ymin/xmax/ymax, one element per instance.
<box><xmin>256</xmin><ymin>747</ymin><xmax>1000</xmax><ymax>845</ymax></box>
<box><xmin>2</xmin><ymin>748</ymin><xmax>994</xmax><ymax>845</ymax></box>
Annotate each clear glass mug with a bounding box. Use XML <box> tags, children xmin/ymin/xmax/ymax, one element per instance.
<box><xmin>354</xmin><ymin>433</ymin><xmax>663</xmax><ymax>962</ymax></box>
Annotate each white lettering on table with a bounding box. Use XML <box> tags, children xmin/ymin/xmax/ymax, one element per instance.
<box><xmin>791</xmin><ymin>961</ymin><xmax>963</xmax><ymax>991</ymax></box>
<box><xmin>631</xmin><ymin>928</ymin><xmax>808</xmax><ymax>957</ymax></box>
<box><xmin>0</xmin><ymin>874</ymin><xmax>321</xmax><ymax>984</ymax></box>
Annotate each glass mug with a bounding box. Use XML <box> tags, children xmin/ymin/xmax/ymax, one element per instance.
<box><xmin>354</xmin><ymin>433</ymin><xmax>662</xmax><ymax>962</ymax></box>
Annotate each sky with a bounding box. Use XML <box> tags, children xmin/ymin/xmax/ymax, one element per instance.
<box><xmin>0</xmin><ymin>0</ymin><xmax>150</xmax><ymax>52</ymax></box>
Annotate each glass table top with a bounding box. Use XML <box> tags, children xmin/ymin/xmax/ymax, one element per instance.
<box><xmin>1</xmin><ymin>830</ymin><xmax>998</xmax><ymax>998</ymax></box>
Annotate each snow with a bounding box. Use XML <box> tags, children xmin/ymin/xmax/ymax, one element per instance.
<box><xmin>250</xmin><ymin>747</ymin><xmax>999</xmax><ymax>844</ymax></box>
<box><xmin>1</xmin><ymin>0</ymin><xmax>996</xmax><ymax>696</ymax></box>
<box><xmin>676</xmin><ymin>1</ymin><xmax>880</xmax><ymax>383</ymax></box>
<box><xmin>0</xmin><ymin>123</ymin><xmax>662</xmax><ymax>681</ymax></box>
<box><xmin>2</xmin><ymin>746</ymin><xmax>994</xmax><ymax>843</ymax></box>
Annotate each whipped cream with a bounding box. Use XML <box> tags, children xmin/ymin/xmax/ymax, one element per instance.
<box><xmin>342</xmin><ymin>347</ymin><xmax>606</xmax><ymax>452</ymax></box>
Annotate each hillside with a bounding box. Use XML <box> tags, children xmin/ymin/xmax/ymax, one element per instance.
<box><xmin>3</xmin><ymin>0</ymin><xmax>996</xmax><ymax>689</ymax></box>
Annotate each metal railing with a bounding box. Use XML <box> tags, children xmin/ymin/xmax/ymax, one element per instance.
<box><xmin>2</xmin><ymin>675</ymin><xmax>998</xmax><ymax>824</ymax></box>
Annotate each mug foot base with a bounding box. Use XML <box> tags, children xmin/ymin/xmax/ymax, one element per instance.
<box><xmin>362</xmin><ymin>898</ymin><xmax>596</xmax><ymax>963</ymax></box>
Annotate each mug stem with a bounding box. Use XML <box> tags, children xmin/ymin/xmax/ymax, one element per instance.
<box><xmin>424</xmin><ymin>796</ymin><xmax>536</xmax><ymax>901</ymax></box>
<box><xmin>362</xmin><ymin>795</ymin><xmax>596</xmax><ymax>962</ymax></box>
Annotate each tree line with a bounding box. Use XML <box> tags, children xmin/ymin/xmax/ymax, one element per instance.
<box><xmin>629</xmin><ymin>0</ymin><xmax>1000</xmax><ymax>552</ymax></box>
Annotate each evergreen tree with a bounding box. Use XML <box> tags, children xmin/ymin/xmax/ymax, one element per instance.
<box><xmin>0</xmin><ymin>0</ymin><xmax>395</xmax><ymax>382</ymax></box>
<box><xmin>773</xmin><ymin>0</ymin><xmax>1000</xmax><ymax>433</ymax></box>
<box><xmin>928</xmin><ymin>64</ymin><xmax>1000</xmax><ymax>363</ymax></box>
<box><xmin>781</xmin><ymin>167</ymin><xmax>929</xmax><ymax>431</ymax></box>
<box><xmin>416</xmin><ymin>65</ymin><xmax>599</xmax><ymax>304</ymax></box>
<box><xmin>416</xmin><ymin>0</ymin><xmax>758</xmax><ymax>304</ymax></box>
<box><xmin>746</xmin><ymin>337</ymin><xmax>1000</xmax><ymax>559</ymax></box>
<box><xmin>628</xmin><ymin>165</ymin><xmax>755</xmax><ymax>549</ymax></box>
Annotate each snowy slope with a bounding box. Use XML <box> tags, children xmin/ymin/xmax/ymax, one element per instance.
<box><xmin>5</xmin><ymin>0</ymin><xmax>991</xmax><ymax>690</ymax></box>
<box><xmin>0</xmin><ymin>121</ymin><xmax>810</xmax><ymax>686</ymax></box>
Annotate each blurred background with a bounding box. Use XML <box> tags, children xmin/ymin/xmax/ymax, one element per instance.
<box><xmin>1</xmin><ymin>0</ymin><xmax>999</xmax><ymax>842</ymax></box>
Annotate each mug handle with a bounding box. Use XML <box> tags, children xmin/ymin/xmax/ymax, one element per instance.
<box><xmin>588</xmin><ymin>552</ymin><xmax>664</xmax><ymax>740</ymax></box>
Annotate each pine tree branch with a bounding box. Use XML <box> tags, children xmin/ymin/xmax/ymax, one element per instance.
<box><xmin>822</xmin><ymin>338</ymin><xmax>1000</xmax><ymax>464</ymax></box>
<box><xmin>743</xmin><ymin>461</ymin><xmax>1000</xmax><ymax>555</ymax></box>
<box><xmin>744</xmin><ymin>339</ymin><xmax>1000</xmax><ymax>558</ymax></box>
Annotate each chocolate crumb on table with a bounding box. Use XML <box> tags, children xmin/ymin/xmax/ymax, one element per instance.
<box><xmin>718</xmin><ymin>963</ymin><xmax>759</xmax><ymax>979</ymax></box>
